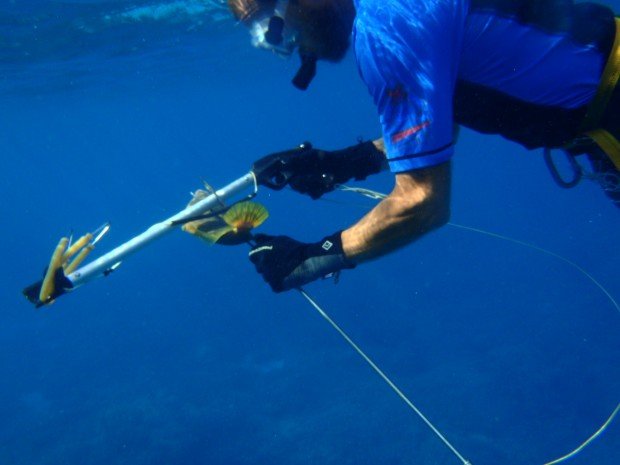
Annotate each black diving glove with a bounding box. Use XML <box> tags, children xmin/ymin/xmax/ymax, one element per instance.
<box><xmin>252</xmin><ymin>141</ymin><xmax>385</xmax><ymax>199</ymax></box>
<box><xmin>248</xmin><ymin>232</ymin><xmax>356</xmax><ymax>292</ymax></box>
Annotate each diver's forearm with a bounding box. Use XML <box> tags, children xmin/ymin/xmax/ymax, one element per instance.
<box><xmin>341</xmin><ymin>162</ymin><xmax>451</xmax><ymax>261</ymax></box>
<box><xmin>341</xmin><ymin>197</ymin><xmax>439</xmax><ymax>260</ymax></box>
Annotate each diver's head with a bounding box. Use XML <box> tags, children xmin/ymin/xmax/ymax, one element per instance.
<box><xmin>227</xmin><ymin>0</ymin><xmax>355</xmax><ymax>90</ymax></box>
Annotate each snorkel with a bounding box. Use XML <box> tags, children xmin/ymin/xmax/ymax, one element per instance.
<box><xmin>292</xmin><ymin>50</ymin><xmax>317</xmax><ymax>90</ymax></box>
<box><xmin>228</xmin><ymin>0</ymin><xmax>353</xmax><ymax>90</ymax></box>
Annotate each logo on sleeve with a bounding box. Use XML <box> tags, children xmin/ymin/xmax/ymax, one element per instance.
<box><xmin>391</xmin><ymin>120</ymin><xmax>431</xmax><ymax>144</ymax></box>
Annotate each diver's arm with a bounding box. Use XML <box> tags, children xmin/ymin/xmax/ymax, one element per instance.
<box><xmin>341</xmin><ymin>161</ymin><xmax>451</xmax><ymax>261</ymax></box>
<box><xmin>248</xmin><ymin>150</ymin><xmax>450</xmax><ymax>293</ymax></box>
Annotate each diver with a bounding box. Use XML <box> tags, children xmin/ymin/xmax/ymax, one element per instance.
<box><xmin>224</xmin><ymin>0</ymin><xmax>620</xmax><ymax>292</ymax></box>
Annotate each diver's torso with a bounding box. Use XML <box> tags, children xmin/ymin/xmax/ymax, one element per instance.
<box><xmin>455</xmin><ymin>0</ymin><xmax>616</xmax><ymax>148</ymax></box>
<box><xmin>353</xmin><ymin>0</ymin><xmax>616</xmax><ymax>150</ymax></box>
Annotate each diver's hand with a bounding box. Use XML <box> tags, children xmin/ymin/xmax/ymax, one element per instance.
<box><xmin>251</xmin><ymin>142</ymin><xmax>338</xmax><ymax>198</ymax></box>
<box><xmin>252</xmin><ymin>141</ymin><xmax>385</xmax><ymax>199</ymax></box>
<box><xmin>248</xmin><ymin>232</ymin><xmax>355</xmax><ymax>292</ymax></box>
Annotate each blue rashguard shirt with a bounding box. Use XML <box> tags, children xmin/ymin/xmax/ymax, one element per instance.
<box><xmin>352</xmin><ymin>0</ymin><xmax>609</xmax><ymax>173</ymax></box>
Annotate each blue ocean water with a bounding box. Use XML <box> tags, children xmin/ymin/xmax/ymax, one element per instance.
<box><xmin>1</xmin><ymin>1</ymin><xmax>619</xmax><ymax>464</ymax></box>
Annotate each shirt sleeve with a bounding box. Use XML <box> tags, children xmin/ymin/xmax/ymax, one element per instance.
<box><xmin>353</xmin><ymin>0</ymin><xmax>466</xmax><ymax>172</ymax></box>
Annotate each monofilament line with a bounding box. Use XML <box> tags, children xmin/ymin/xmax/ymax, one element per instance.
<box><xmin>298</xmin><ymin>288</ymin><xmax>472</xmax><ymax>465</ymax></box>
<box><xmin>542</xmin><ymin>402</ymin><xmax>620</xmax><ymax>465</ymax></box>
<box><xmin>447</xmin><ymin>223</ymin><xmax>620</xmax><ymax>314</ymax></box>
<box><xmin>335</xmin><ymin>185</ymin><xmax>619</xmax><ymax>463</ymax></box>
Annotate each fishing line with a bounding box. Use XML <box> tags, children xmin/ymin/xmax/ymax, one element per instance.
<box><xmin>447</xmin><ymin>222</ymin><xmax>619</xmax><ymax>315</ymax></box>
<box><xmin>298</xmin><ymin>287</ymin><xmax>472</xmax><ymax>465</ymax></box>
<box><xmin>332</xmin><ymin>184</ymin><xmax>620</xmax><ymax>464</ymax></box>
<box><xmin>336</xmin><ymin>185</ymin><xmax>619</xmax><ymax>314</ymax></box>
<box><xmin>446</xmin><ymin>223</ymin><xmax>620</xmax><ymax>464</ymax></box>
<box><xmin>543</xmin><ymin>402</ymin><xmax>620</xmax><ymax>465</ymax></box>
<box><xmin>247</xmin><ymin>231</ymin><xmax>471</xmax><ymax>463</ymax></box>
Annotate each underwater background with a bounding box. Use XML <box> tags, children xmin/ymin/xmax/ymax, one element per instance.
<box><xmin>1</xmin><ymin>1</ymin><xmax>619</xmax><ymax>464</ymax></box>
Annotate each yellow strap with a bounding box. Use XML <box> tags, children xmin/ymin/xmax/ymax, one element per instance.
<box><xmin>581</xmin><ymin>18</ymin><xmax>620</xmax><ymax>131</ymax></box>
<box><xmin>586</xmin><ymin>129</ymin><xmax>620</xmax><ymax>170</ymax></box>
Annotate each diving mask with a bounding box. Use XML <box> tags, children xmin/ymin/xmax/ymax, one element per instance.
<box><xmin>228</xmin><ymin>0</ymin><xmax>317</xmax><ymax>90</ymax></box>
<box><xmin>248</xmin><ymin>1</ymin><xmax>298</xmax><ymax>56</ymax></box>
